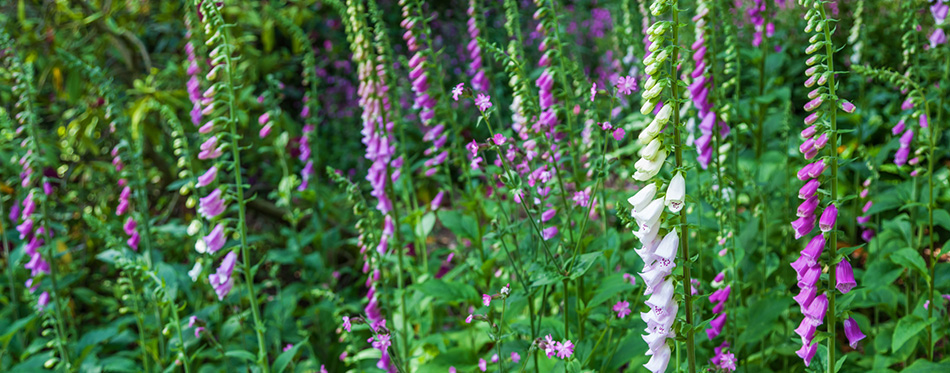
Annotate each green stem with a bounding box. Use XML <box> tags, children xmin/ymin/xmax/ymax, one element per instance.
<box><xmin>670</xmin><ymin>3</ymin><xmax>695</xmax><ymax>373</ymax></box>
<box><xmin>818</xmin><ymin>4</ymin><xmax>838</xmax><ymax>372</ymax></box>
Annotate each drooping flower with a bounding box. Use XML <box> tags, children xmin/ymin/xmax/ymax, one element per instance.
<box><xmin>208</xmin><ymin>250</ymin><xmax>237</xmax><ymax>300</ymax></box>
<box><xmin>198</xmin><ymin>189</ymin><xmax>226</xmax><ymax>219</ymax></box>
<box><xmin>202</xmin><ymin>223</ymin><xmax>226</xmax><ymax>253</ymax></box>
<box><xmin>836</xmin><ymin>260</ymin><xmax>856</xmax><ymax>293</ymax></box>
<box><xmin>197</xmin><ymin>166</ymin><xmax>218</xmax><ymax>188</ymax></box>
<box><xmin>843</xmin><ymin>317</ymin><xmax>866</xmax><ymax>348</ymax></box>
<box><xmin>665</xmin><ymin>172</ymin><xmax>686</xmax><ymax>213</ymax></box>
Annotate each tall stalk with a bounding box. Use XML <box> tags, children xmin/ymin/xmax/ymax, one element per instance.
<box><xmin>818</xmin><ymin>4</ymin><xmax>839</xmax><ymax>371</ymax></box>
<box><xmin>201</xmin><ymin>2</ymin><xmax>270</xmax><ymax>370</ymax></box>
<box><xmin>669</xmin><ymin>3</ymin><xmax>696</xmax><ymax>372</ymax></box>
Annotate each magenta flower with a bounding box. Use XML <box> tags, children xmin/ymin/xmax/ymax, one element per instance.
<box><xmin>478</xmin><ymin>358</ymin><xmax>487</xmax><ymax>372</ymax></box>
<box><xmin>452</xmin><ymin>83</ymin><xmax>464</xmax><ymax>101</ymax></box>
<box><xmin>482</xmin><ymin>294</ymin><xmax>492</xmax><ymax>307</ymax></box>
<box><xmin>465</xmin><ymin>314</ymin><xmax>473</xmax><ymax>324</ymax></box>
<box><xmin>613</xmin><ymin>128</ymin><xmax>626</xmax><ymax>141</ymax></box>
<box><xmin>208</xmin><ymin>251</ymin><xmax>237</xmax><ymax>300</ymax></box>
<box><xmin>541</xmin><ymin>226</ymin><xmax>558</xmax><ymax>241</ymax></box>
<box><xmin>283</xmin><ymin>344</ymin><xmax>294</xmax><ymax>352</ymax></box>
<box><xmin>198</xmin><ymin>135</ymin><xmax>223</xmax><ymax>160</ymax></box>
<box><xmin>623</xmin><ymin>273</ymin><xmax>636</xmax><ymax>286</ymax></box>
<box><xmin>616</xmin><ymin>76</ymin><xmax>636</xmax><ymax>95</ymax></box>
<box><xmin>342</xmin><ymin>316</ymin><xmax>351</xmax><ymax>332</ymax></box>
<box><xmin>796</xmin><ymin>342</ymin><xmax>818</xmax><ymax>367</ymax></box>
<box><xmin>198</xmin><ymin>189</ymin><xmax>226</xmax><ymax>219</ymax></box>
<box><xmin>197</xmin><ymin>166</ymin><xmax>218</xmax><ymax>188</ymax></box>
<box><xmin>613</xmin><ymin>300</ymin><xmax>631</xmax><ymax>318</ymax></box>
<box><xmin>492</xmin><ymin>133</ymin><xmax>506</xmax><ymax>146</ymax></box>
<box><xmin>202</xmin><ymin>223</ymin><xmax>226</xmax><ymax>253</ymax></box>
<box><xmin>555</xmin><ymin>340</ymin><xmax>574</xmax><ymax>359</ymax></box>
<box><xmin>836</xmin><ymin>260</ymin><xmax>856</xmax><ymax>293</ymax></box>
<box><xmin>511</xmin><ymin>352</ymin><xmax>520</xmax><ymax>363</ymax></box>
<box><xmin>819</xmin><ymin>203</ymin><xmax>838</xmax><ymax>232</ymax></box>
<box><xmin>590</xmin><ymin>82</ymin><xmax>597</xmax><ymax>101</ymax></box>
<box><xmin>475</xmin><ymin>93</ymin><xmax>492</xmax><ymax>111</ymax></box>
<box><xmin>843</xmin><ymin>317</ymin><xmax>866</xmax><ymax>348</ymax></box>
<box><xmin>37</xmin><ymin>291</ymin><xmax>50</xmax><ymax>310</ymax></box>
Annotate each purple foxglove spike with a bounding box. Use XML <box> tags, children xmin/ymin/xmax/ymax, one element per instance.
<box><xmin>791</xmin><ymin>255</ymin><xmax>810</xmax><ymax>277</ymax></box>
<box><xmin>797</xmin><ymin>163</ymin><xmax>816</xmax><ymax>181</ymax></box>
<box><xmin>843</xmin><ymin>317</ymin><xmax>866</xmax><ymax>348</ymax></box>
<box><xmin>836</xmin><ymin>260</ymin><xmax>856</xmax><ymax>293</ymax></box>
<box><xmin>899</xmin><ymin>128</ymin><xmax>914</xmax><ymax>147</ymax></box>
<box><xmin>795</xmin><ymin>317</ymin><xmax>818</xmax><ymax>345</ymax></box>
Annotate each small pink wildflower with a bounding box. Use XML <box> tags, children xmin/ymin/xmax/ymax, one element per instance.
<box><xmin>543</xmin><ymin>335</ymin><xmax>557</xmax><ymax>358</ymax></box>
<box><xmin>342</xmin><ymin>316</ymin><xmax>351</xmax><ymax>332</ymax></box>
<box><xmin>491</xmin><ymin>353</ymin><xmax>499</xmax><ymax>363</ymax></box>
<box><xmin>511</xmin><ymin>352</ymin><xmax>521</xmax><ymax>363</ymax></box>
<box><xmin>541</xmin><ymin>226</ymin><xmax>558</xmax><ymax>241</ymax></box>
<box><xmin>613</xmin><ymin>300</ymin><xmax>631</xmax><ymax>319</ymax></box>
<box><xmin>555</xmin><ymin>340</ymin><xmax>574</xmax><ymax>359</ymax></box>
<box><xmin>466</xmin><ymin>314</ymin><xmax>474</xmax><ymax>323</ymax></box>
<box><xmin>613</xmin><ymin>128</ymin><xmax>625</xmax><ymax>141</ymax></box>
<box><xmin>482</xmin><ymin>294</ymin><xmax>492</xmax><ymax>307</ymax></box>
<box><xmin>449</xmin><ymin>367</ymin><xmax>456</xmax><ymax>373</ymax></box>
<box><xmin>478</xmin><ymin>358</ymin><xmax>487</xmax><ymax>372</ymax></box>
<box><xmin>617</xmin><ymin>76</ymin><xmax>636</xmax><ymax>95</ymax></box>
<box><xmin>492</xmin><ymin>133</ymin><xmax>507</xmax><ymax>146</ymax></box>
<box><xmin>475</xmin><ymin>93</ymin><xmax>492</xmax><ymax>111</ymax></box>
<box><xmin>623</xmin><ymin>273</ymin><xmax>636</xmax><ymax>286</ymax></box>
<box><xmin>590</xmin><ymin>82</ymin><xmax>597</xmax><ymax>101</ymax></box>
<box><xmin>283</xmin><ymin>344</ymin><xmax>293</xmax><ymax>352</ymax></box>
<box><xmin>452</xmin><ymin>83</ymin><xmax>465</xmax><ymax>101</ymax></box>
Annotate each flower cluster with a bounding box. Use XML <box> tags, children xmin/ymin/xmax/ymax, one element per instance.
<box><xmin>791</xmin><ymin>2</ymin><xmax>856</xmax><ymax>365</ymax></box>
<box><xmin>347</xmin><ymin>1</ymin><xmax>397</xmax><ymax>370</ymax></box>
<box><xmin>689</xmin><ymin>0</ymin><xmax>729</xmax><ymax>169</ymax></box>
<box><xmin>400</xmin><ymin>0</ymin><xmax>445</xmax><ymax>178</ymax></box>
<box><xmin>538</xmin><ymin>334</ymin><xmax>574</xmax><ymax>360</ymax></box>
<box><xmin>466</xmin><ymin>0</ymin><xmax>489</xmax><ymax>91</ymax></box>
<box><xmin>930</xmin><ymin>1</ymin><xmax>948</xmax><ymax>48</ymax></box>
<box><xmin>629</xmin><ymin>173</ymin><xmax>684</xmax><ymax>373</ymax></box>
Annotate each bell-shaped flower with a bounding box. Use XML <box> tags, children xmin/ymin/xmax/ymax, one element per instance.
<box><xmin>836</xmin><ymin>260</ymin><xmax>856</xmax><ymax>293</ymax></box>
<box><xmin>843</xmin><ymin>317</ymin><xmax>866</xmax><ymax>348</ymax></box>
<box><xmin>705</xmin><ymin>313</ymin><xmax>727</xmax><ymax>340</ymax></box>
<box><xmin>800</xmin><ymin>234</ymin><xmax>826</xmax><ymax>267</ymax></box>
<box><xmin>198</xmin><ymin>189</ymin><xmax>226</xmax><ymax>219</ymax></box>
<box><xmin>643</xmin><ymin>343</ymin><xmax>671</xmax><ymax>373</ymax></box>
<box><xmin>819</xmin><ymin>203</ymin><xmax>838</xmax><ymax>232</ymax></box>
<box><xmin>665</xmin><ymin>172</ymin><xmax>686</xmax><ymax>213</ymax></box>
<box><xmin>203</xmin><ymin>223</ymin><xmax>227</xmax><ymax>253</ymax></box>
<box><xmin>208</xmin><ymin>251</ymin><xmax>238</xmax><ymax>300</ymax></box>
<box><xmin>628</xmin><ymin>183</ymin><xmax>658</xmax><ymax>213</ymax></box>
<box><xmin>197</xmin><ymin>166</ymin><xmax>218</xmax><ymax>188</ymax></box>
<box><xmin>803</xmin><ymin>293</ymin><xmax>828</xmax><ymax>326</ymax></box>
<box><xmin>634</xmin><ymin>198</ymin><xmax>665</xmax><ymax>232</ymax></box>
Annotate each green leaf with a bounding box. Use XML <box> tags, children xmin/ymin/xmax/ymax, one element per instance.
<box><xmin>437</xmin><ymin>210</ymin><xmax>479</xmax><ymax>240</ymax></box>
<box><xmin>933</xmin><ymin>209</ymin><xmax>950</xmax><ymax>231</ymax></box>
<box><xmin>530</xmin><ymin>268</ymin><xmax>563</xmax><ymax>287</ymax></box>
<box><xmin>891</xmin><ymin>315</ymin><xmax>933</xmax><ymax>352</ymax></box>
<box><xmin>586</xmin><ymin>274</ymin><xmax>630</xmax><ymax>310</ymax></box>
<box><xmin>415</xmin><ymin>212</ymin><xmax>436</xmax><ymax>239</ymax></box>
<box><xmin>834</xmin><ymin>354</ymin><xmax>848</xmax><ymax>373</ymax></box>
<box><xmin>95</xmin><ymin>249</ymin><xmax>124</xmax><ymax>264</ymax></box>
<box><xmin>272</xmin><ymin>341</ymin><xmax>305</xmax><ymax>373</ymax></box>
<box><xmin>1</xmin><ymin>314</ymin><xmax>36</xmax><ymax>347</ymax></box>
<box><xmin>903</xmin><ymin>359</ymin><xmax>950</xmax><ymax>373</ymax></box>
<box><xmin>225</xmin><ymin>350</ymin><xmax>258</xmax><ymax>362</ymax></box>
<box><xmin>412</xmin><ymin>279</ymin><xmax>479</xmax><ymax>304</ymax></box>
<box><xmin>890</xmin><ymin>248</ymin><xmax>930</xmax><ymax>280</ymax></box>
<box><xmin>568</xmin><ymin>252</ymin><xmax>603</xmax><ymax>280</ymax></box>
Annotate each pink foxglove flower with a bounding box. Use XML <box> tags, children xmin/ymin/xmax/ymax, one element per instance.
<box><xmin>836</xmin><ymin>260</ymin><xmax>856</xmax><ymax>293</ymax></box>
<box><xmin>843</xmin><ymin>317</ymin><xmax>866</xmax><ymax>348</ymax></box>
<box><xmin>198</xmin><ymin>189</ymin><xmax>226</xmax><ymax>219</ymax></box>
<box><xmin>208</xmin><ymin>251</ymin><xmax>237</xmax><ymax>300</ymax></box>
<box><xmin>197</xmin><ymin>166</ymin><xmax>218</xmax><ymax>188</ymax></box>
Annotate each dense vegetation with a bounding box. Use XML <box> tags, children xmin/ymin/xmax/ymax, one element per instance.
<box><xmin>0</xmin><ymin>0</ymin><xmax>948</xmax><ymax>372</ymax></box>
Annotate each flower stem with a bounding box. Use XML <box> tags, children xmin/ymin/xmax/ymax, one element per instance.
<box><xmin>818</xmin><ymin>4</ymin><xmax>838</xmax><ymax>372</ymax></box>
<box><xmin>670</xmin><ymin>3</ymin><xmax>696</xmax><ymax>372</ymax></box>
